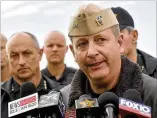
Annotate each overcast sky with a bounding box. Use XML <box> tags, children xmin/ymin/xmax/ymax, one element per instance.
<box><xmin>1</xmin><ymin>1</ymin><xmax>157</xmax><ymax>69</ymax></box>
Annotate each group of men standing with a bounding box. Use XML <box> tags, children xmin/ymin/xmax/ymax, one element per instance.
<box><xmin>1</xmin><ymin>3</ymin><xmax>157</xmax><ymax>118</ymax></box>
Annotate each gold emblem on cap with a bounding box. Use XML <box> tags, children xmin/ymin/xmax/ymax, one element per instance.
<box><xmin>95</xmin><ymin>15</ymin><xmax>103</xmax><ymax>26</ymax></box>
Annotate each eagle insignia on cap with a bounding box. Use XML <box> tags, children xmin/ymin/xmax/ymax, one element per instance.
<box><xmin>96</xmin><ymin>15</ymin><xmax>103</xmax><ymax>26</ymax></box>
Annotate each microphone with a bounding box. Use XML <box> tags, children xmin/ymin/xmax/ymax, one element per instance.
<box><xmin>20</xmin><ymin>82</ymin><xmax>37</xmax><ymax>97</ymax></box>
<box><xmin>75</xmin><ymin>94</ymin><xmax>100</xmax><ymax>118</ymax></box>
<box><xmin>123</xmin><ymin>89</ymin><xmax>142</xmax><ymax>103</ymax></box>
<box><xmin>8</xmin><ymin>82</ymin><xmax>39</xmax><ymax>118</ymax></box>
<box><xmin>98</xmin><ymin>92</ymin><xmax>119</xmax><ymax>118</ymax></box>
<box><xmin>38</xmin><ymin>90</ymin><xmax>65</xmax><ymax>118</ymax></box>
<box><xmin>119</xmin><ymin>89</ymin><xmax>151</xmax><ymax>118</ymax></box>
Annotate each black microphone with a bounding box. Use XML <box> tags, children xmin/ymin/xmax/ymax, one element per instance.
<box><xmin>75</xmin><ymin>94</ymin><xmax>100</xmax><ymax>118</ymax></box>
<box><xmin>8</xmin><ymin>82</ymin><xmax>39</xmax><ymax>118</ymax></box>
<box><xmin>98</xmin><ymin>92</ymin><xmax>119</xmax><ymax>118</ymax></box>
<box><xmin>20</xmin><ymin>82</ymin><xmax>37</xmax><ymax>97</ymax></box>
<box><xmin>122</xmin><ymin>89</ymin><xmax>143</xmax><ymax>118</ymax></box>
<box><xmin>123</xmin><ymin>89</ymin><xmax>142</xmax><ymax>104</ymax></box>
<box><xmin>20</xmin><ymin>82</ymin><xmax>39</xmax><ymax>118</ymax></box>
<box><xmin>38</xmin><ymin>90</ymin><xmax>65</xmax><ymax>118</ymax></box>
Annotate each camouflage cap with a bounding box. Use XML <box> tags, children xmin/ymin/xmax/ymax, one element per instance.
<box><xmin>68</xmin><ymin>4</ymin><xmax>119</xmax><ymax>37</ymax></box>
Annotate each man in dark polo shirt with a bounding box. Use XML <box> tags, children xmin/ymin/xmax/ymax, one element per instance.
<box><xmin>111</xmin><ymin>7</ymin><xmax>157</xmax><ymax>78</ymax></box>
<box><xmin>1</xmin><ymin>32</ymin><xmax>55</xmax><ymax>118</ymax></box>
<box><xmin>42</xmin><ymin>31</ymin><xmax>77</xmax><ymax>90</ymax></box>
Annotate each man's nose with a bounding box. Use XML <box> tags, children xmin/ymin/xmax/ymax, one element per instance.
<box><xmin>87</xmin><ymin>42</ymin><xmax>99</xmax><ymax>58</ymax></box>
<box><xmin>52</xmin><ymin>45</ymin><xmax>58</xmax><ymax>51</ymax></box>
<box><xmin>18</xmin><ymin>55</ymin><xmax>26</xmax><ymax>65</ymax></box>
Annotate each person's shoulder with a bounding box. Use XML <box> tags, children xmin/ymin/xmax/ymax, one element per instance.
<box><xmin>137</xmin><ymin>49</ymin><xmax>157</xmax><ymax>77</ymax></box>
<box><xmin>41</xmin><ymin>68</ymin><xmax>47</xmax><ymax>74</ymax></box>
<box><xmin>142</xmin><ymin>74</ymin><xmax>157</xmax><ymax>92</ymax></box>
<box><xmin>1</xmin><ymin>78</ymin><xmax>12</xmax><ymax>91</ymax></box>
<box><xmin>142</xmin><ymin>74</ymin><xmax>157</xmax><ymax>117</ymax></box>
<box><xmin>1</xmin><ymin>80</ymin><xmax>13</xmax><ymax>118</ymax></box>
<box><xmin>1</xmin><ymin>78</ymin><xmax>13</xmax><ymax>101</ymax></box>
<box><xmin>66</xmin><ymin>66</ymin><xmax>78</xmax><ymax>73</ymax></box>
<box><xmin>1</xmin><ymin>82</ymin><xmax>5</xmax><ymax>86</ymax></box>
<box><xmin>137</xmin><ymin>49</ymin><xmax>157</xmax><ymax>61</ymax></box>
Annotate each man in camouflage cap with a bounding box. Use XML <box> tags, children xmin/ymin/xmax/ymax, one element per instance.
<box><xmin>61</xmin><ymin>4</ymin><xmax>157</xmax><ymax>117</ymax></box>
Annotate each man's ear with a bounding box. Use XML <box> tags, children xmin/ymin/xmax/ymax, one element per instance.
<box><xmin>69</xmin><ymin>44</ymin><xmax>77</xmax><ymax>62</ymax></box>
<box><xmin>132</xmin><ymin>29</ymin><xmax>138</xmax><ymax>44</ymax></box>
<box><xmin>117</xmin><ymin>33</ymin><xmax>125</xmax><ymax>54</ymax></box>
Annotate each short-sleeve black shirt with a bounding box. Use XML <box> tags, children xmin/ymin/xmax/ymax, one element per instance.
<box><xmin>41</xmin><ymin>65</ymin><xmax>77</xmax><ymax>90</ymax></box>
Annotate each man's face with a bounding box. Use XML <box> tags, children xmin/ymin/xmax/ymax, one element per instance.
<box><xmin>1</xmin><ymin>37</ymin><xmax>8</xmax><ymax>69</ymax></box>
<box><xmin>7</xmin><ymin>33</ymin><xmax>42</xmax><ymax>81</ymax></box>
<box><xmin>44</xmin><ymin>33</ymin><xmax>67</xmax><ymax>64</ymax></box>
<box><xmin>120</xmin><ymin>28</ymin><xmax>134</xmax><ymax>56</ymax></box>
<box><xmin>70</xmin><ymin>28</ymin><xmax>123</xmax><ymax>85</ymax></box>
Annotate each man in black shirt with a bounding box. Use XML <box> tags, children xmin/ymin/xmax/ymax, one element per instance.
<box><xmin>42</xmin><ymin>31</ymin><xmax>77</xmax><ymax>90</ymax></box>
<box><xmin>1</xmin><ymin>32</ymin><xmax>54</xmax><ymax>118</ymax></box>
<box><xmin>111</xmin><ymin>7</ymin><xmax>157</xmax><ymax>78</ymax></box>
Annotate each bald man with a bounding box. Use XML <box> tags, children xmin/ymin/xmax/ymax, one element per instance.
<box><xmin>0</xmin><ymin>34</ymin><xmax>11</xmax><ymax>84</ymax></box>
<box><xmin>42</xmin><ymin>31</ymin><xmax>77</xmax><ymax>90</ymax></box>
<box><xmin>1</xmin><ymin>32</ymin><xmax>56</xmax><ymax>118</ymax></box>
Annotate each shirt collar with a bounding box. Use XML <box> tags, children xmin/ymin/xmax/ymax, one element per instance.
<box><xmin>12</xmin><ymin>76</ymin><xmax>47</xmax><ymax>93</ymax></box>
<box><xmin>46</xmin><ymin>64</ymin><xmax>67</xmax><ymax>81</ymax></box>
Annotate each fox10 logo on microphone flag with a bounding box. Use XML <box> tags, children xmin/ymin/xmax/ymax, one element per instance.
<box><xmin>119</xmin><ymin>97</ymin><xmax>151</xmax><ymax>117</ymax></box>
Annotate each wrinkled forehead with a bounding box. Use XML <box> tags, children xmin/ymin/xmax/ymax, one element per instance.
<box><xmin>7</xmin><ymin>44</ymin><xmax>39</xmax><ymax>56</ymax></box>
<box><xmin>9</xmin><ymin>46</ymin><xmax>37</xmax><ymax>55</ymax></box>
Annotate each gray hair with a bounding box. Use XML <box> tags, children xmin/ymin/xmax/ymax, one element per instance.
<box><xmin>124</xmin><ymin>26</ymin><xmax>134</xmax><ymax>34</ymax></box>
<box><xmin>9</xmin><ymin>31</ymin><xmax>40</xmax><ymax>49</ymax></box>
<box><xmin>111</xmin><ymin>25</ymin><xmax>120</xmax><ymax>38</ymax></box>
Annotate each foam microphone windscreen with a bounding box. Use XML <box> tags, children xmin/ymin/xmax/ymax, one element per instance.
<box><xmin>98</xmin><ymin>92</ymin><xmax>119</xmax><ymax>116</ymax></box>
<box><xmin>123</xmin><ymin>89</ymin><xmax>142</xmax><ymax>103</ymax></box>
<box><xmin>20</xmin><ymin>82</ymin><xmax>36</xmax><ymax>97</ymax></box>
